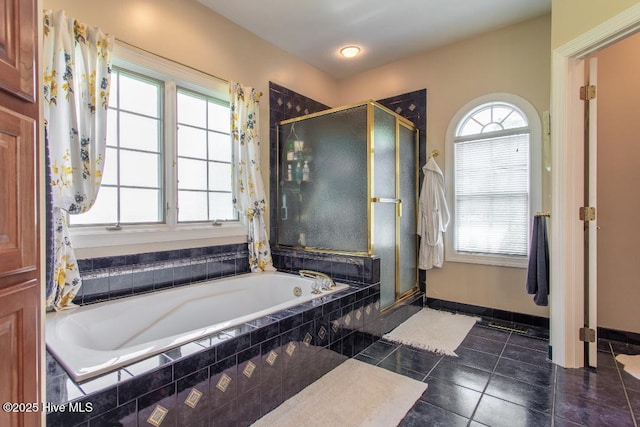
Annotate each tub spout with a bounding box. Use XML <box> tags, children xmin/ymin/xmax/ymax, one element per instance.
<box><xmin>298</xmin><ymin>270</ymin><xmax>335</xmax><ymax>291</ymax></box>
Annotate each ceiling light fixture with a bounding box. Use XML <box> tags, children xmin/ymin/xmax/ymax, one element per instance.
<box><xmin>340</xmin><ymin>46</ymin><xmax>361</xmax><ymax>58</ymax></box>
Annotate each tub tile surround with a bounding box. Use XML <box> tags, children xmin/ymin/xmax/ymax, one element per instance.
<box><xmin>46</xmin><ymin>275</ymin><xmax>385</xmax><ymax>426</ymax></box>
<box><xmin>46</xmin><ymin>243</ymin><xmax>428</xmax><ymax>426</ymax></box>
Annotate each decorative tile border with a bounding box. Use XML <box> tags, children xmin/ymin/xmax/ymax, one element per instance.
<box><xmin>73</xmin><ymin>243</ymin><xmax>250</xmax><ymax>305</ymax></box>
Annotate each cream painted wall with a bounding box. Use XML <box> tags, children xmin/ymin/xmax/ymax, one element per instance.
<box><xmin>43</xmin><ymin>0</ymin><xmax>339</xmax><ymax>242</ymax></box>
<box><xmin>339</xmin><ymin>15</ymin><xmax>552</xmax><ymax>317</ymax></box>
<box><xmin>590</xmin><ymin>33</ymin><xmax>640</xmax><ymax>334</ymax></box>
<box><xmin>552</xmin><ymin>0</ymin><xmax>640</xmax><ymax>48</ymax></box>
<box><xmin>43</xmin><ymin>0</ymin><xmax>553</xmax><ymax>317</ymax></box>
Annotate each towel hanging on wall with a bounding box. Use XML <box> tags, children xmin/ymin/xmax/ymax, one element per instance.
<box><xmin>418</xmin><ymin>156</ymin><xmax>450</xmax><ymax>270</ymax></box>
<box><xmin>526</xmin><ymin>214</ymin><xmax>550</xmax><ymax>306</ymax></box>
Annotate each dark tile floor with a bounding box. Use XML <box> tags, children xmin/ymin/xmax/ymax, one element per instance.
<box><xmin>354</xmin><ymin>324</ymin><xmax>640</xmax><ymax>427</ymax></box>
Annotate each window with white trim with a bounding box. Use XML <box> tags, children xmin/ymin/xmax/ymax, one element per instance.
<box><xmin>68</xmin><ymin>44</ymin><xmax>245</xmax><ymax>254</ymax></box>
<box><xmin>446</xmin><ymin>95</ymin><xmax>541</xmax><ymax>267</ymax></box>
<box><xmin>176</xmin><ymin>88</ymin><xmax>234</xmax><ymax>222</ymax></box>
<box><xmin>71</xmin><ymin>68</ymin><xmax>164</xmax><ymax>225</ymax></box>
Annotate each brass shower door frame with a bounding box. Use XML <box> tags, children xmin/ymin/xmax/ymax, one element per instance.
<box><xmin>369</xmin><ymin>107</ymin><xmax>420</xmax><ymax>309</ymax></box>
<box><xmin>276</xmin><ymin>100</ymin><xmax>420</xmax><ymax>307</ymax></box>
<box><xmin>396</xmin><ymin>117</ymin><xmax>420</xmax><ymax>305</ymax></box>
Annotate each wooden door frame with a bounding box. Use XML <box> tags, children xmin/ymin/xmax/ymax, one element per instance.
<box><xmin>550</xmin><ymin>4</ymin><xmax>640</xmax><ymax>368</ymax></box>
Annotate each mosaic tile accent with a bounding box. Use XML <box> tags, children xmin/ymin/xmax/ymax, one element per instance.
<box><xmin>242</xmin><ymin>361</ymin><xmax>256</xmax><ymax>379</ymax></box>
<box><xmin>303</xmin><ymin>332</ymin><xmax>313</xmax><ymax>347</ymax></box>
<box><xmin>147</xmin><ymin>405</ymin><xmax>168</xmax><ymax>426</ymax></box>
<box><xmin>331</xmin><ymin>320</ymin><xmax>340</xmax><ymax>333</ymax></box>
<box><xmin>216</xmin><ymin>374</ymin><xmax>232</xmax><ymax>393</ymax></box>
<box><xmin>285</xmin><ymin>342</ymin><xmax>296</xmax><ymax>357</ymax></box>
<box><xmin>184</xmin><ymin>388</ymin><xmax>202</xmax><ymax>409</ymax></box>
<box><xmin>318</xmin><ymin>326</ymin><xmax>327</xmax><ymax>340</ymax></box>
<box><xmin>344</xmin><ymin>313</ymin><xmax>352</xmax><ymax>327</ymax></box>
<box><xmin>266</xmin><ymin>351</ymin><xmax>278</xmax><ymax>366</ymax></box>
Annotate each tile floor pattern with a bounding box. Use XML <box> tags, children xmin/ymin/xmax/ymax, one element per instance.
<box><xmin>354</xmin><ymin>324</ymin><xmax>640</xmax><ymax>427</ymax></box>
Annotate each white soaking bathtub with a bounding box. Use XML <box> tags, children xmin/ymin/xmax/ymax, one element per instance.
<box><xmin>46</xmin><ymin>271</ymin><xmax>348</xmax><ymax>382</ymax></box>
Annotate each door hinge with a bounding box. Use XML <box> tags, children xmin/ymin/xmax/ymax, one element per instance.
<box><xmin>580</xmin><ymin>85</ymin><xmax>596</xmax><ymax>101</ymax></box>
<box><xmin>579</xmin><ymin>206</ymin><xmax>596</xmax><ymax>222</ymax></box>
<box><xmin>579</xmin><ymin>327</ymin><xmax>596</xmax><ymax>343</ymax></box>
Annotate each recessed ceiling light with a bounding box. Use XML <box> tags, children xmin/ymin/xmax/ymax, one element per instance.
<box><xmin>340</xmin><ymin>46</ymin><xmax>361</xmax><ymax>58</ymax></box>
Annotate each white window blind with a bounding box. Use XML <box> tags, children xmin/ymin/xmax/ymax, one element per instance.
<box><xmin>454</xmin><ymin>104</ymin><xmax>530</xmax><ymax>257</ymax></box>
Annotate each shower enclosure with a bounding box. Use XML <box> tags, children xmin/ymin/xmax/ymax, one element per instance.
<box><xmin>276</xmin><ymin>101</ymin><xmax>419</xmax><ymax>309</ymax></box>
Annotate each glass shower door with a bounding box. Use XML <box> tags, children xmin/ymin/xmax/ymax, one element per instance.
<box><xmin>372</xmin><ymin>106</ymin><xmax>398</xmax><ymax>309</ymax></box>
<box><xmin>372</xmin><ymin>107</ymin><xmax>418</xmax><ymax>308</ymax></box>
<box><xmin>398</xmin><ymin>123</ymin><xmax>418</xmax><ymax>297</ymax></box>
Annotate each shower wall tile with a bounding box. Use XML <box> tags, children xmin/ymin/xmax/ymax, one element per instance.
<box><xmin>377</xmin><ymin>89</ymin><xmax>427</xmax><ymax>188</ymax></box>
<box><xmin>268</xmin><ymin>81</ymin><xmax>330</xmax><ymax>243</ymax></box>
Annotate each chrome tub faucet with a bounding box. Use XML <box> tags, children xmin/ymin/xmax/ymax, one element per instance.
<box><xmin>298</xmin><ymin>270</ymin><xmax>336</xmax><ymax>293</ymax></box>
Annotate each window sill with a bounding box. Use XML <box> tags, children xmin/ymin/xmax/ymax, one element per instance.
<box><xmin>70</xmin><ymin>223</ymin><xmax>247</xmax><ymax>258</ymax></box>
<box><xmin>445</xmin><ymin>252</ymin><xmax>528</xmax><ymax>269</ymax></box>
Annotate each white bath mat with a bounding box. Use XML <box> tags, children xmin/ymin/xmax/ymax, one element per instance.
<box><xmin>383</xmin><ymin>308</ymin><xmax>480</xmax><ymax>356</ymax></box>
<box><xmin>252</xmin><ymin>358</ymin><xmax>427</xmax><ymax>427</ymax></box>
<box><xmin>615</xmin><ymin>354</ymin><xmax>640</xmax><ymax>380</ymax></box>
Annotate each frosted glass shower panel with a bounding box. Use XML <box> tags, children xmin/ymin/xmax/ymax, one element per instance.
<box><xmin>399</xmin><ymin>124</ymin><xmax>418</xmax><ymax>295</ymax></box>
<box><xmin>374</xmin><ymin>202</ymin><xmax>397</xmax><ymax>308</ymax></box>
<box><xmin>277</xmin><ymin>105</ymin><xmax>369</xmax><ymax>252</ymax></box>
<box><xmin>373</xmin><ymin>106</ymin><xmax>397</xmax><ymax>199</ymax></box>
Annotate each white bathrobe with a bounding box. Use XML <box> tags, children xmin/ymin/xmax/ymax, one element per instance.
<box><xmin>418</xmin><ymin>157</ymin><xmax>450</xmax><ymax>270</ymax></box>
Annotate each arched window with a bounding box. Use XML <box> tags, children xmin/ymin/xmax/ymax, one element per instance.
<box><xmin>446</xmin><ymin>94</ymin><xmax>541</xmax><ymax>267</ymax></box>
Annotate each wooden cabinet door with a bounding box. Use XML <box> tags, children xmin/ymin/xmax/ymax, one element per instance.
<box><xmin>0</xmin><ymin>1</ymin><xmax>40</xmax><ymax>425</ymax></box>
<box><xmin>0</xmin><ymin>105</ymin><xmax>36</xmax><ymax>278</ymax></box>
<box><xmin>0</xmin><ymin>0</ymin><xmax>36</xmax><ymax>101</ymax></box>
<box><xmin>0</xmin><ymin>281</ymin><xmax>40</xmax><ymax>427</ymax></box>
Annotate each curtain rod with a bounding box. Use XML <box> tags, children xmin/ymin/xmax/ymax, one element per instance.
<box><xmin>113</xmin><ymin>37</ymin><xmax>262</xmax><ymax>100</ymax></box>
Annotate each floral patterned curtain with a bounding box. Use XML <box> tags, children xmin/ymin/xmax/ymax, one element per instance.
<box><xmin>230</xmin><ymin>82</ymin><xmax>276</xmax><ymax>272</ymax></box>
<box><xmin>43</xmin><ymin>10</ymin><xmax>114</xmax><ymax>310</ymax></box>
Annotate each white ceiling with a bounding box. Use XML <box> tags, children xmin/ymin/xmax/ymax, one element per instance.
<box><xmin>198</xmin><ymin>0</ymin><xmax>551</xmax><ymax>79</ymax></box>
